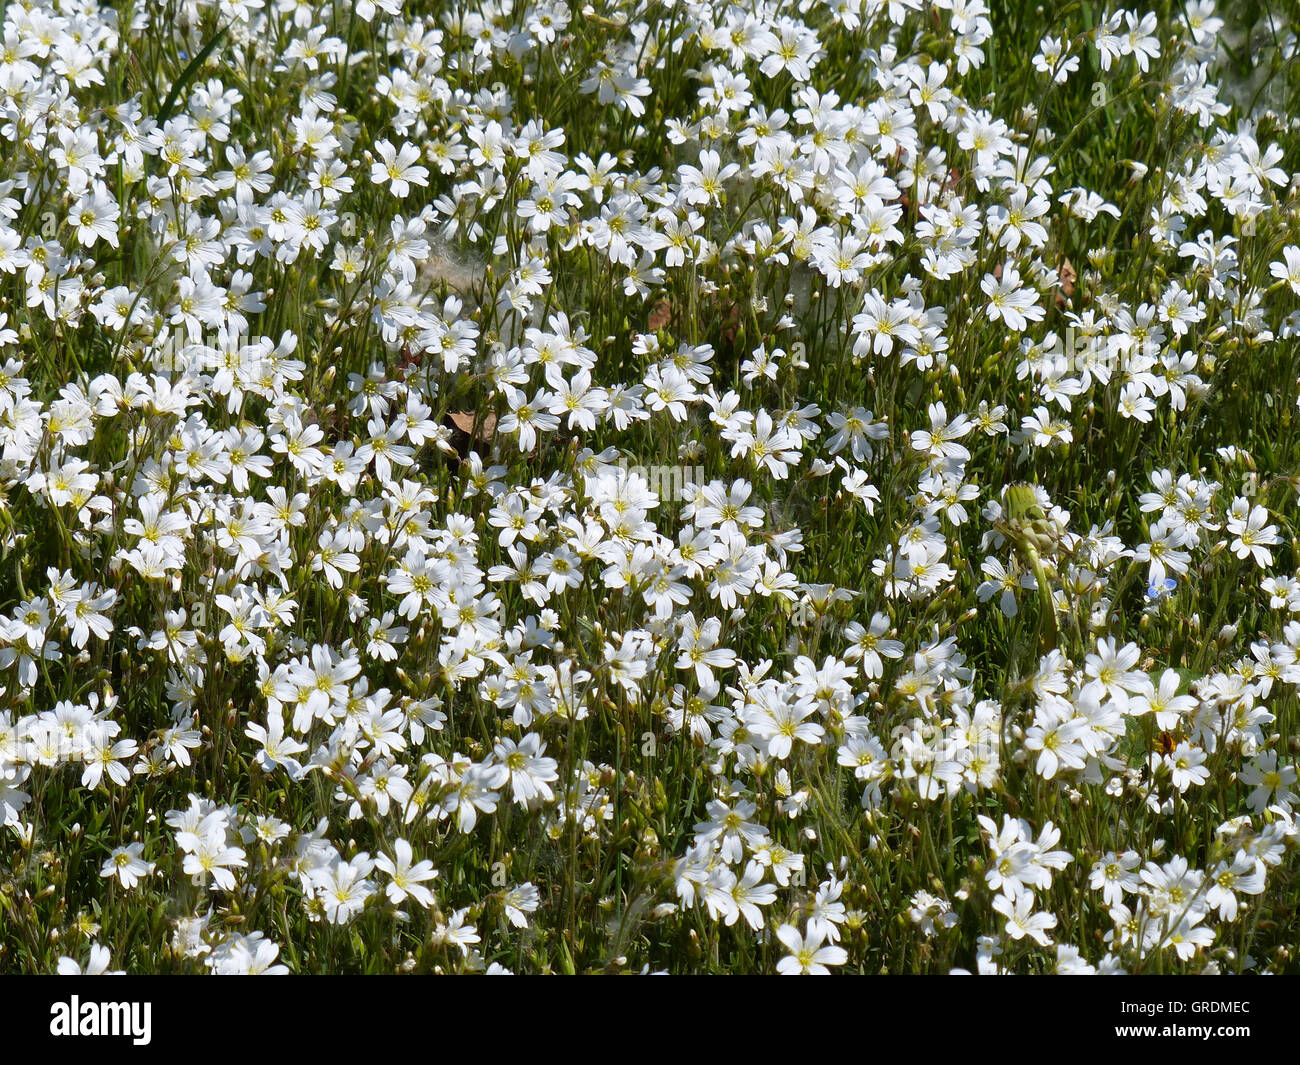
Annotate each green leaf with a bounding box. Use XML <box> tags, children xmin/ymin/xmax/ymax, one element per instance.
<box><xmin>156</xmin><ymin>26</ymin><xmax>228</xmax><ymax>124</ymax></box>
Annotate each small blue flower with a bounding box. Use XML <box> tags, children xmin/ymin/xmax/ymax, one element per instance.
<box><xmin>1145</xmin><ymin>577</ymin><xmax>1177</xmax><ymax>601</ymax></box>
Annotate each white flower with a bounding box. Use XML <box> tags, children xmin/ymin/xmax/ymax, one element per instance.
<box><xmin>100</xmin><ymin>842</ymin><xmax>155</xmax><ymax>889</ymax></box>
<box><xmin>776</xmin><ymin>922</ymin><xmax>848</xmax><ymax>974</ymax></box>
<box><xmin>981</xmin><ymin>266</ymin><xmax>1044</xmax><ymax>331</ymax></box>
<box><xmin>370</xmin><ymin>139</ymin><xmax>429</xmax><ymax>198</ymax></box>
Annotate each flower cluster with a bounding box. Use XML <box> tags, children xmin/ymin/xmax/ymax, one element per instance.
<box><xmin>2</xmin><ymin>0</ymin><xmax>1299</xmax><ymax>974</ymax></box>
